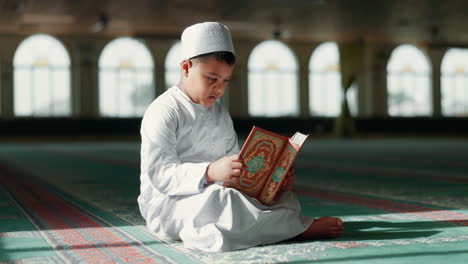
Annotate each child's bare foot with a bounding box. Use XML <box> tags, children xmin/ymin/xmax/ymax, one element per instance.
<box><xmin>302</xmin><ymin>216</ymin><xmax>344</xmax><ymax>239</ymax></box>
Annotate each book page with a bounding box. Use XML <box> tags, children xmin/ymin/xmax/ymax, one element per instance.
<box><xmin>290</xmin><ymin>132</ymin><xmax>308</xmax><ymax>147</ymax></box>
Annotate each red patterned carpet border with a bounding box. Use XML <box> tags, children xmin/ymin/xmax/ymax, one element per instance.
<box><xmin>0</xmin><ymin>163</ymin><xmax>176</xmax><ymax>264</ymax></box>
<box><xmin>296</xmin><ymin>187</ymin><xmax>468</xmax><ymax>226</ymax></box>
<box><xmin>295</xmin><ymin>161</ymin><xmax>468</xmax><ymax>184</ymax></box>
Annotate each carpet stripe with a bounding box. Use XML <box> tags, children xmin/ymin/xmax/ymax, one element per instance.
<box><xmin>296</xmin><ymin>187</ymin><xmax>468</xmax><ymax>226</ymax></box>
<box><xmin>295</xmin><ymin>161</ymin><xmax>468</xmax><ymax>183</ymax></box>
<box><xmin>32</xmin><ymin>145</ymin><xmax>468</xmax><ymax>185</ymax></box>
<box><xmin>305</xmin><ymin>152</ymin><xmax>468</xmax><ymax>169</ymax></box>
<box><xmin>0</xmin><ymin>163</ymin><xmax>179</xmax><ymax>264</ymax></box>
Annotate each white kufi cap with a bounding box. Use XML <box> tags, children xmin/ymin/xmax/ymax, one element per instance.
<box><xmin>181</xmin><ymin>22</ymin><xmax>235</xmax><ymax>61</ymax></box>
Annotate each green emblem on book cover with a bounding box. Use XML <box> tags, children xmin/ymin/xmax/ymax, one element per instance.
<box><xmin>247</xmin><ymin>156</ymin><xmax>265</xmax><ymax>174</ymax></box>
<box><xmin>272</xmin><ymin>167</ymin><xmax>285</xmax><ymax>182</ymax></box>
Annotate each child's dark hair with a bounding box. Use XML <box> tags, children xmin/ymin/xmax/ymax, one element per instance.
<box><xmin>190</xmin><ymin>51</ymin><xmax>235</xmax><ymax>66</ymax></box>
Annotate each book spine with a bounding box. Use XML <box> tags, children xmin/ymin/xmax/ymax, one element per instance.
<box><xmin>258</xmin><ymin>141</ymin><xmax>300</xmax><ymax>205</ymax></box>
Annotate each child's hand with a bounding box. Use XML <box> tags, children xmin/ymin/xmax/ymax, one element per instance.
<box><xmin>281</xmin><ymin>167</ymin><xmax>295</xmax><ymax>191</ymax></box>
<box><xmin>206</xmin><ymin>154</ymin><xmax>243</xmax><ymax>183</ymax></box>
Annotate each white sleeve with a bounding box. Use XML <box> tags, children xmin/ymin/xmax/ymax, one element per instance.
<box><xmin>140</xmin><ymin>104</ymin><xmax>209</xmax><ymax>196</ymax></box>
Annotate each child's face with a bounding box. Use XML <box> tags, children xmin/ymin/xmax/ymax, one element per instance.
<box><xmin>184</xmin><ymin>57</ymin><xmax>234</xmax><ymax>108</ymax></box>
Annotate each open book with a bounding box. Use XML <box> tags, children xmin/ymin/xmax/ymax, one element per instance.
<box><xmin>228</xmin><ymin>126</ymin><xmax>309</xmax><ymax>205</ymax></box>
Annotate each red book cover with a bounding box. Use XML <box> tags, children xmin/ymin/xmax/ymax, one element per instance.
<box><xmin>228</xmin><ymin>126</ymin><xmax>308</xmax><ymax>204</ymax></box>
<box><xmin>258</xmin><ymin>139</ymin><xmax>303</xmax><ymax>205</ymax></box>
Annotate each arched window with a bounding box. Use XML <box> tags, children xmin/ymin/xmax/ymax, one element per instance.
<box><xmin>165</xmin><ymin>41</ymin><xmax>181</xmax><ymax>89</ymax></box>
<box><xmin>309</xmin><ymin>42</ymin><xmax>342</xmax><ymax>116</ymax></box>
<box><xmin>441</xmin><ymin>48</ymin><xmax>468</xmax><ymax>116</ymax></box>
<box><xmin>13</xmin><ymin>34</ymin><xmax>71</xmax><ymax>116</ymax></box>
<box><xmin>248</xmin><ymin>40</ymin><xmax>299</xmax><ymax>117</ymax></box>
<box><xmin>99</xmin><ymin>37</ymin><xmax>155</xmax><ymax>117</ymax></box>
<box><xmin>387</xmin><ymin>44</ymin><xmax>432</xmax><ymax>116</ymax></box>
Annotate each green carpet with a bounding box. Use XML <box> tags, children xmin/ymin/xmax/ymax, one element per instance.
<box><xmin>1</xmin><ymin>139</ymin><xmax>467</xmax><ymax>263</ymax></box>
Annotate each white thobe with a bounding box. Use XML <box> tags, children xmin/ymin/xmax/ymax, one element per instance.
<box><xmin>138</xmin><ymin>86</ymin><xmax>312</xmax><ymax>252</ymax></box>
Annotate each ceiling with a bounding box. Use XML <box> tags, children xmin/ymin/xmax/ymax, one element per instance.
<box><xmin>1</xmin><ymin>0</ymin><xmax>468</xmax><ymax>45</ymax></box>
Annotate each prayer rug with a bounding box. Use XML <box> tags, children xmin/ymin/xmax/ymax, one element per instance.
<box><xmin>1</xmin><ymin>139</ymin><xmax>468</xmax><ymax>263</ymax></box>
<box><xmin>0</xmin><ymin>162</ymin><xmax>199</xmax><ymax>263</ymax></box>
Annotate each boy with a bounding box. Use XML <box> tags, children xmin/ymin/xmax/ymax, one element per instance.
<box><xmin>138</xmin><ymin>22</ymin><xmax>343</xmax><ymax>252</ymax></box>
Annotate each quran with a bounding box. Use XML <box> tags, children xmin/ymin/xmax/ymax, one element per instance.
<box><xmin>228</xmin><ymin>126</ymin><xmax>309</xmax><ymax>205</ymax></box>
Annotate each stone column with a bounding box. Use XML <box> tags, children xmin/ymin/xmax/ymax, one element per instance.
<box><xmin>427</xmin><ymin>46</ymin><xmax>446</xmax><ymax>117</ymax></box>
<box><xmin>73</xmin><ymin>39</ymin><xmax>101</xmax><ymax>117</ymax></box>
<box><xmin>145</xmin><ymin>39</ymin><xmax>175</xmax><ymax>98</ymax></box>
<box><xmin>370</xmin><ymin>45</ymin><xmax>393</xmax><ymax>117</ymax></box>
<box><xmin>228</xmin><ymin>39</ymin><xmax>256</xmax><ymax>118</ymax></box>
<box><xmin>0</xmin><ymin>56</ymin><xmax>14</xmax><ymax>117</ymax></box>
<box><xmin>0</xmin><ymin>36</ymin><xmax>22</xmax><ymax>117</ymax></box>
<box><xmin>289</xmin><ymin>42</ymin><xmax>313</xmax><ymax>117</ymax></box>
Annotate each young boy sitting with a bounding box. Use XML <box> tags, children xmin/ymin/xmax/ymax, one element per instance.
<box><xmin>138</xmin><ymin>22</ymin><xmax>343</xmax><ymax>252</ymax></box>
